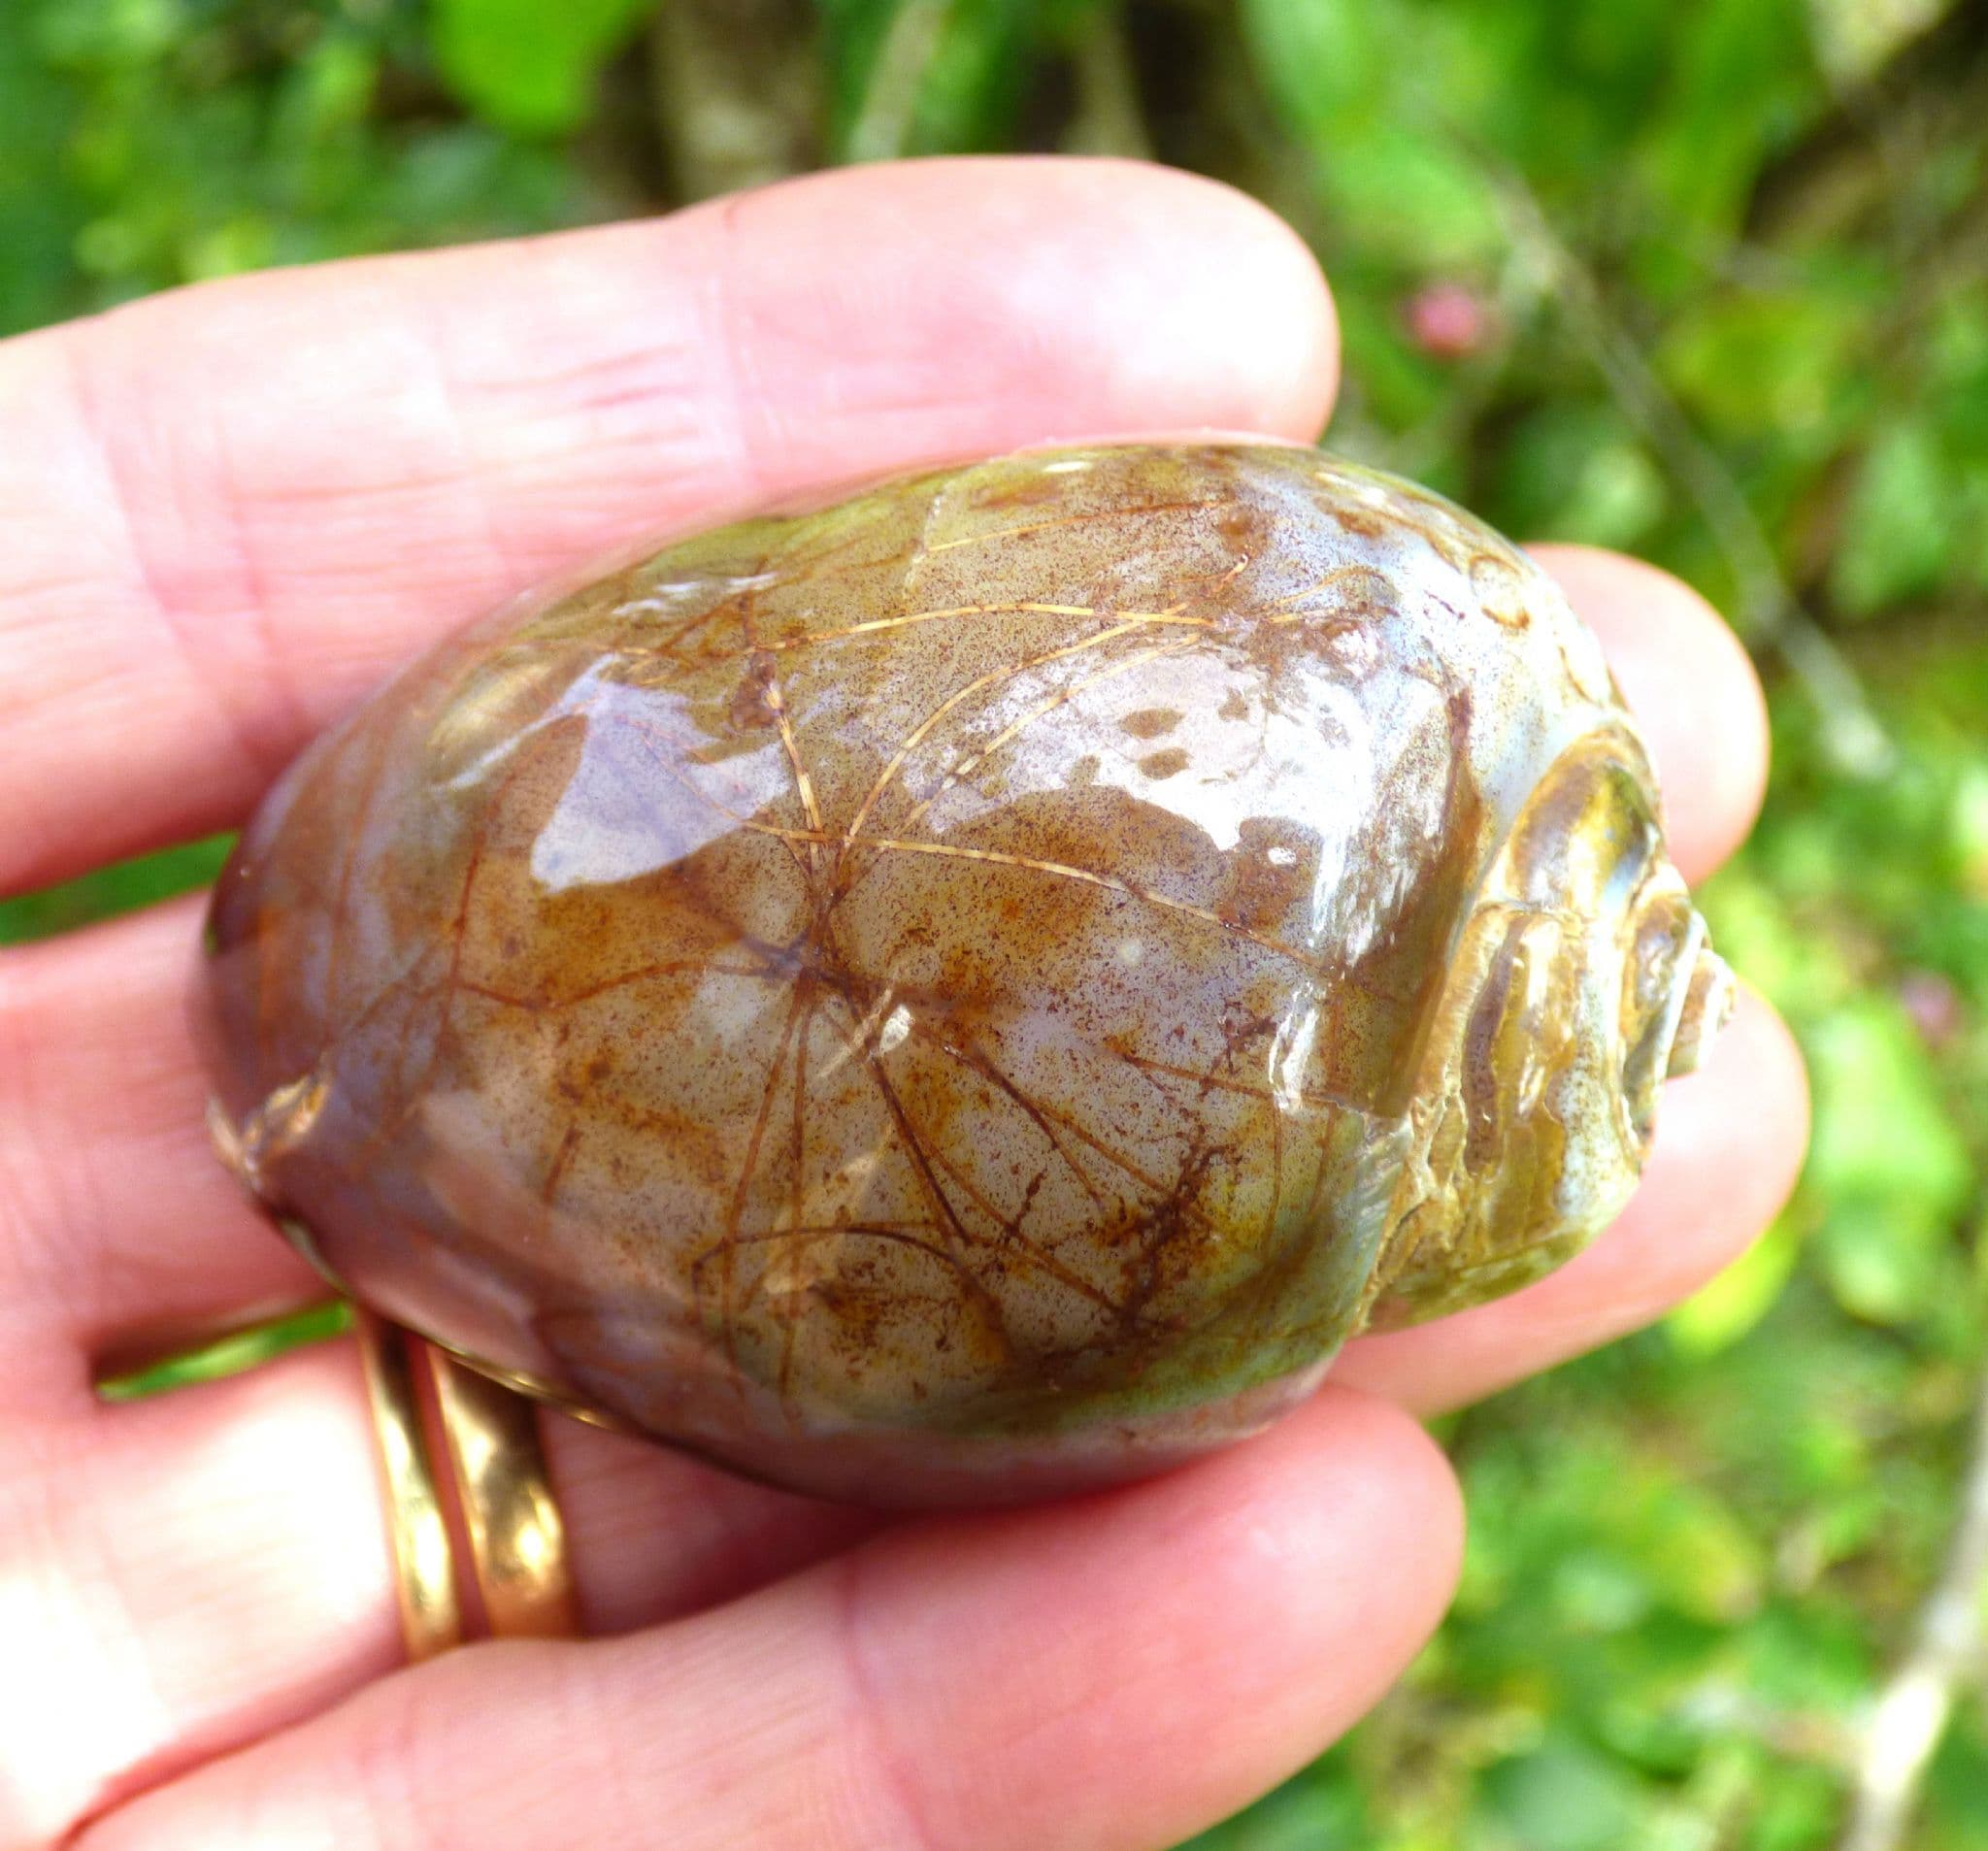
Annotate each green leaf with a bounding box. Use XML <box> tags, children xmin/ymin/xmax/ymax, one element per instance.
<box><xmin>2</xmin><ymin>2</ymin><xmax>91</xmax><ymax>332</ymax></box>
<box><xmin>1236</xmin><ymin>0</ymin><xmax>1384</xmax><ymax>140</ymax></box>
<box><xmin>1657</xmin><ymin>285</ymin><xmax>1869</xmax><ymax>445</ymax></box>
<box><xmin>431</xmin><ymin>0</ymin><xmax>654</xmax><ymax>136</ymax></box>
<box><xmin>1625</xmin><ymin>1477</ymin><xmax>1766</xmax><ymax>1625</ymax></box>
<box><xmin>1632</xmin><ymin>0</ymin><xmax>1816</xmax><ymax>238</ymax></box>
<box><xmin>1482</xmin><ymin>1736</ymin><xmax>1647</xmax><ymax>1851</ymax></box>
<box><xmin>1806</xmin><ymin>1002</ymin><xmax>1971</xmax><ymax>1206</ymax></box>
<box><xmin>1831</xmin><ymin>418</ymin><xmax>1957</xmax><ymax>617</ymax></box>
<box><xmin>1804</xmin><ymin>999</ymin><xmax>1972</xmax><ymax>1324</ymax></box>
<box><xmin>98</xmin><ymin>1301</ymin><xmax>353</xmax><ymax>1401</ymax></box>
<box><xmin>0</xmin><ymin>834</ymin><xmax>236</xmax><ymax>945</ymax></box>
<box><xmin>1322</xmin><ymin>122</ymin><xmax>1503</xmax><ymax>268</ymax></box>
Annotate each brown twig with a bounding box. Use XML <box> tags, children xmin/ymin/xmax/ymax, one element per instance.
<box><xmin>1061</xmin><ymin>2</ymin><xmax>1153</xmax><ymax>160</ymax></box>
<box><xmin>1839</xmin><ymin>1366</ymin><xmax>1988</xmax><ymax>1851</ymax></box>
<box><xmin>845</xmin><ymin>0</ymin><xmax>950</xmax><ymax>164</ymax></box>
<box><xmin>648</xmin><ymin>0</ymin><xmax>818</xmax><ymax>201</ymax></box>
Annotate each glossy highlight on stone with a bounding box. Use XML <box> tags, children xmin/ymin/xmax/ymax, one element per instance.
<box><xmin>199</xmin><ymin>444</ymin><xmax>1731</xmax><ymax>1504</ymax></box>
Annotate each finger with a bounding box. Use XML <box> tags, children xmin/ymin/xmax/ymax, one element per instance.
<box><xmin>543</xmin><ymin>1413</ymin><xmax>880</xmax><ymax>1642</ymax></box>
<box><xmin>75</xmin><ymin>1389</ymin><xmax>1461</xmax><ymax>1851</ymax></box>
<box><xmin>0</xmin><ymin>157</ymin><xmax>1336</xmax><ymax>895</ymax></box>
<box><xmin>0</xmin><ymin>895</ymin><xmax>314</xmax><ymax>1397</ymax></box>
<box><xmin>4</xmin><ymin>1338</ymin><xmax>877</xmax><ymax>1844</ymax></box>
<box><xmin>0</xmin><ymin>1346</ymin><xmax>397</xmax><ymax>1845</ymax></box>
<box><xmin>1530</xmin><ymin>543</ymin><xmax>1768</xmax><ymax>882</ymax></box>
<box><xmin>1333</xmin><ymin>987</ymin><xmax>1808</xmax><ymax>1413</ymax></box>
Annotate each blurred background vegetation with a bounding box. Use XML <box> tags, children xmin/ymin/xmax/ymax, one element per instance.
<box><xmin>2</xmin><ymin>0</ymin><xmax>1985</xmax><ymax>1844</ymax></box>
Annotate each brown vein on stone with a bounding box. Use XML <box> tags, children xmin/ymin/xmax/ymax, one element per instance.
<box><xmin>841</xmin><ymin>836</ymin><xmax>1326</xmax><ymax>975</ymax></box>
<box><xmin>794</xmin><ymin>958</ymin><xmax>1143</xmax><ymax>1316</ymax></box>
<box><xmin>776</xmin><ymin>987</ymin><xmax>820</xmax><ymax>1402</ymax></box>
<box><xmin>844</xmin><ymin>1019</ymin><xmax>1013</xmax><ymax>1350</ymax></box>
<box><xmin>1106</xmin><ymin>1044</ymin><xmax>1362</xmax><ymax>1117</ymax></box>
<box><xmin>321</xmin><ymin>712</ymin><xmax>400</xmax><ymax>1020</ymax></box>
<box><xmin>1263</xmin><ymin>563</ymin><xmax>1404</xmax><ymax>623</ymax></box>
<box><xmin>835</xmin><ymin>617</ymin><xmax>1168</xmax><ymax>863</ymax></box>
<box><xmin>761</xmin><ymin>600</ymin><xmax>1207</xmax><ymax>652</ymax></box>
<box><xmin>708</xmin><ymin>979</ymin><xmax>811</xmax><ymax>1376</ymax></box>
<box><xmin>412</xmin><ymin>722</ymin><xmax>565</xmax><ymax>1106</ymax></box>
<box><xmin>460</xmin><ymin>957</ymin><xmax>784</xmax><ymax>1014</ymax></box>
<box><xmin>613</xmin><ymin>711</ymin><xmax>817</xmax><ymax>892</ymax></box>
<box><xmin>885</xmin><ymin>632</ymin><xmax>1201</xmax><ymax>845</ymax></box>
<box><xmin>911</xmin><ymin>1133</ymin><xmax>1139</xmax><ymax>1320</ymax></box>
<box><xmin>852</xmin><ymin>1041</ymin><xmax>1145</xmax><ymax>1317</ymax></box>
<box><xmin>541</xmin><ymin>1120</ymin><xmax>581</xmax><ymax>1207</ymax></box>
<box><xmin>922</xmin><ymin>1029</ymin><xmax>1205</xmax><ymax>1223</ymax></box>
<box><xmin>698</xmin><ymin>1221</ymin><xmax>996</xmax><ymax>1305</ymax></box>
<box><xmin>714</xmin><ymin>1219</ymin><xmax>936</xmax><ymax>1246</ymax></box>
<box><xmin>739</xmin><ymin>587</ymin><xmax>824</xmax><ymax>885</ymax></box>
<box><xmin>618</xmin><ymin>593</ymin><xmax>739</xmax><ymax>666</ymax></box>
<box><xmin>542</xmin><ymin>714</ymin><xmax>1327</xmax><ymax>983</ymax></box>
<box><xmin>921</xmin><ymin>496</ymin><xmax>1231</xmax><ymax>555</ymax></box>
<box><xmin>803</xmin><ymin>975</ymin><xmax>1056</xmax><ymax>1320</ymax></box>
<box><xmin>903</xmin><ymin>1018</ymin><xmax>1111</xmax><ymax>1214</ymax></box>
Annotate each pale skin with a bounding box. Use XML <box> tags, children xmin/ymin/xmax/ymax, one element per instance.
<box><xmin>0</xmin><ymin>159</ymin><xmax>1807</xmax><ymax>1850</ymax></box>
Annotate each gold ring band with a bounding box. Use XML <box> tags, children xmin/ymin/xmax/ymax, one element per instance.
<box><xmin>422</xmin><ymin>1341</ymin><xmax>580</xmax><ymax>1641</ymax></box>
<box><xmin>355</xmin><ymin>1309</ymin><xmax>577</xmax><ymax>1659</ymax></box>
<box><xmin>354</xmin><ymin>1310</ymin><xmax>465</xmax><ymax>1662</ymax></box>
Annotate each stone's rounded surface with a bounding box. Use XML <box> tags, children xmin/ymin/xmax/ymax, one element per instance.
<box><xmin>199</xmin><ymin>444</ymin><xmax>1729</xmax><ymax>1504</ymax></box>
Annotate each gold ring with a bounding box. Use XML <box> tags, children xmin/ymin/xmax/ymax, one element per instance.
<box><xmin>354</xmin><ymin>1310</ymin><xmax>464</xmax><ymax>1661</ymax></box>
<box><xmin>354</xmin><ymin>1309</ymin><xmax>578</xmax><ymax>1659</ymax></box>
<box><xmin>421</xmin><ymin>1339</ymin><xmax>580</xmax><ymax>1641</ymax></box>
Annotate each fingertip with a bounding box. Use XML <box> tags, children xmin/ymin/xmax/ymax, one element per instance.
<box><xmin>1542</xmin><ymin>983</ymin><xmax>1808</xmax><ymax>1328</ymax></box>
<box><xmin>1084</xmin><ymin>160</ymin><xmax>1341</xmax><ymax>443</ymax></box>
<box><xmin>1530</xmin><ymin>543</ymin><xmax>1769</xmax><ymax>881</ymax></box>
<box><xmin>1143</xmin><ymin>1387</ymin><xmax>1465</xmax><ymax>1689</ymax></box>
<box><xmin>1653</xmin><ymin>980</ymin><xmax>1810</xmax><ymax>1251</ymax></box>
<box><xmin>1273</xmin><ymin>1387</ymin><xmax>1466</xmax><ymax>1613</ymax></box>
<box><xmin>848</xmin><ymin>1384</ymin><xmax>1460</xmax><ymax>1851</ymax></box>
<box><xmin>699</xmin><ymin>156</ymin><xmax>1339</xmax><ymax>471</ymax></box>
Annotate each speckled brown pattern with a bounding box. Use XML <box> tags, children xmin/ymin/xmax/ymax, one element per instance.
<box><xmin>198</xmin><ymin>444</ymin><xmax>1730</xmax><ymax>1504</ymax></box>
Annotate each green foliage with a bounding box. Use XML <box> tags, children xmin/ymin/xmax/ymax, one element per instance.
<box><xmin>1805</xmin><ymin>998</ymin><xmax>1969</xmax><ymax>1322</ymax></box>
<box><xmin>0</xmin><ymin>833</ymin><xmax>234</xmax><ymax>943</ymax></box>
<box><xmin>1834</xmin><ymin>414</ymin><xmax>1980</xmax><ymax>618</ymax></box>
<box><xmin>96</xmin><ymin>1298</ymin><xmax>353</xmax><ymax>1400</ymax></box>
<box><xmin>432</xmin><ymin>0</ymin><xmax>653</xmax><ymax>134</ymax></box>
<box><xmin>822</xmin><ymin>0</ymin><xmax>1106</xmax><ymax>161</ymax></box>
<box><xmin>3</xmin><ymin>1</ymin><xmax>1986</xmax><ymax>1846</ymax></box>
<box><xmin>0</xmin><ymin>0</ymin><xmax>619</xmax><ymax>326</ymax></box>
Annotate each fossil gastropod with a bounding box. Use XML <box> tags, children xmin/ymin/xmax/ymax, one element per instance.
<box><xmin>199</xmin><ymin>443</ymin><xmax>1731</xmax><ymax>1504</ymax></box>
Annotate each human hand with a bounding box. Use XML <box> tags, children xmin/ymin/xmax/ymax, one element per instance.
<box><xmin>0</xmin><ymin>158</ymin><xmax>1806</xmax><ymax>1851</ymax></box>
